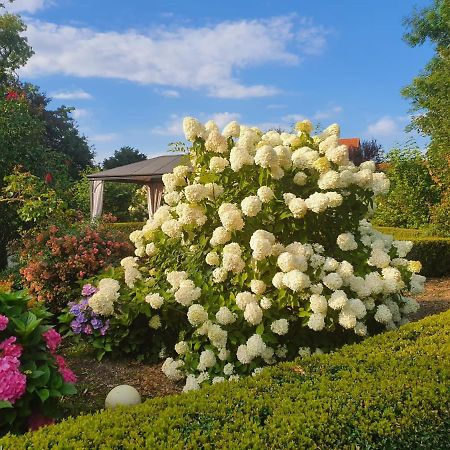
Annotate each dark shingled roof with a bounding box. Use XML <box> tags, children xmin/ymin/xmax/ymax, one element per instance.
<box><xmin>87</xmin><ymin>154</ymin><xmax>184</xmax><ymax>184</ymax></box>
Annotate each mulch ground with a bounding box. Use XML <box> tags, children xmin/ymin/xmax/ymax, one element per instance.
<box><xmin>63</xmin><ymin>277</ymin><xmax>450</xmax><ymax>415</ymax></box>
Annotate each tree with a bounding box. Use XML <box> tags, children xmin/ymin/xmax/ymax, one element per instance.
<box><xmin>351</xmin><ymin>140</ymin><xmax>384</xmax><ymax>166</ymax></box>
<box><xmin>24</xmin><ymin>84</ymin><xmax>94</xmax><ymax>178</ymax></box>
<box><xmin>0</xmin><ymin>12</ymin><xmax>33</xmax><ymax>83</ymax></box>
<box><xmin>102</xmin><ymin>146</ymin><xmax>147</xmax><ymax>170</ymax></box>
<box><xmin>372</xmin><ymin>147</ymin><xmax>440</xmax><ymax>229</ymax></box>
<box><xmin>402</xmin><ymin>0</ymin><xmax>450</xmax><ymax>231</ymax></box>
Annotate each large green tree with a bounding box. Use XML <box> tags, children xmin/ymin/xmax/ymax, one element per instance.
<box><xmin>102</xmin><ymin>146</ymin><xmax>147</xmax><ymax>170</ymax></box>
<box><xmin>402</xmin><ymin>0</ymin><xmax>450</xmax><ymax>220</ymax></box>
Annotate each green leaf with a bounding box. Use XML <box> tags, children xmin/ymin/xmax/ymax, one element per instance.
<box><xmin>60</xmin><ymin>383</ymin><xmax>77</xmax><ymax>396</ymax></box>
<box><xmin>0</xmin><ymin>400</ymin><xmax>13</xmax><ymax>409</ymax></box>
<box><xmin>37</xmin><ymin>388</ymin><xmax>50</xmax><ymax>402</ymax></box>
<box><xmin>256</xmin><ymin>324</ymin><xmax>265</xmax><ymax>335</ymax></box>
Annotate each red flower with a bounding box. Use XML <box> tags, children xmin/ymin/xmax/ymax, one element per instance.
<box><xmin>44</xmin><ymin>173</ymin><xmax>53</xmax><ymax>184</ymax></box>
<box><xmin>5</xmin><ymin>91</ymin><xmax>19</xmax><ymax>101</ymax></box>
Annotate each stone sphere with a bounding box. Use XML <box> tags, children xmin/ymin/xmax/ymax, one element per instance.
<box><xmin>105</xmin><ymin>385</ymin><xmax>141</xmax><ymax>409</ymax></box>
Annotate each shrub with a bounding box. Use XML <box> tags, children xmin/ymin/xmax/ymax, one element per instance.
<box><xmin>1</xmin><ymin>310</ymin><xmax>448</xmax><ymax>448</ymax></box>
<box><xmin>407</xmin><ymin>237</ymin><xmax>450</xmax><ymax>277</ymax></box>
<box><xmin>19</xmin><ymin>221</ymin><xmax>133</xmax><ymax>311</ymax></box>
<box><xmin>82</xmin><ymin>117</ymin><xmax>426</xmax><ymax>390</ymax></box>
<box><xmin>58</xmin><ymin>272</ymin><xmax>168</xmax><ymax>361</ymax></box>
<box><xmin>0</xmin><ymin>289</ymin><xmax>77</xmax><ymax>436</ymax></box>
<box><xmin>106</xmin><ymin>222</ymin><xmax>145</xmax><ymax>237</ymax></box>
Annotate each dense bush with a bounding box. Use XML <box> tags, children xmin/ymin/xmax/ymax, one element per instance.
<box><xmin>1</xmin><ymin>310</ymin><xmax>448</xmax><ymax>449</ymax></box>
<box><xmin>0</xmin><ymin>289</ymin><xmax>77</xmax><ymax>436</ymax></box>
<box><xmin>106</xmin><ymin>222</ymin><xmax>145</xmax><ymax>237</ymax></box>
<box><xmin>19</xmin><ymin>221</ymin><xmax>133</xmax><ymax>311</ymax></box>
<box><xmin>80</xmin><ymin>118</ymin><xmax>425</xmax><ymax>390</ymax></box>
<box><xmin>58</xmin><ymin>271</ymin><xmax>168</xmax><ymax>361</ymax></box>
<box><xmin>407</xmin><ymin>237</ymin><xmax>450</xmax><ymax>277</ymax></box>
<box><xmin>372</xmin><ymin>147</ymin><xmax>440</xmax><ymax>228</ymax></box>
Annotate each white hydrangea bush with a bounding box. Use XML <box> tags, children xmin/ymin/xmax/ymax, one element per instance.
<box><xmin>121</xmin><ymin>117</ymin><xmax>424</xmax><ymax>391</ymax></box>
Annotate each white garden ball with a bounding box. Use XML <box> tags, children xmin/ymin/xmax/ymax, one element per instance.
<box><xmin>105</xmin><ymin>385</ymin><xmax>141</xmax><ymax>409</ymax></box>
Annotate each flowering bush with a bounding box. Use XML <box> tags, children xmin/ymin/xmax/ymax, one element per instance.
<box><xmin>84</xmin><ymin>117</ymin><xmax>424</xmax><ymax>391</ymax></box>
<box><xmin>59</xmin><ymin>272</ymin><xmax>170</xmax><ymax>361</ymax></box>
<box><xmin>19</xmin><ymin>220</ymin><xmax>133</xmax><ymax>311</ymax></box>
<box><xmin>0</xmin><ymin>290</ymin><xmax>77</xmax><ymax>436</ymax></box>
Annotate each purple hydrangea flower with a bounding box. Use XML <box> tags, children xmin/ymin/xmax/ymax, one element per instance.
<box><xmin>83</xmin><ymin>324</ymin><xmax>93</xmax><ymax>335</ymax></box>
<box><xmin>74</xmin><ymin>313</ymin><xmax>88</xmax><ymax>324</ymax></box>
<box><xmin>99</xmin><ymin>320</ymin><xmax>110</xmax><ymax>336</ymax></box>
<box><xmin>70</xmin><ymin>320</ymin><xmax>83</xmax><ymax>334</ymax></box>
<box><xmin>81</xmin><ymin>284</ymin><xmax>98</xmax><ymax>297</ymax></box>
<box><xmin>90</xmin><ymin>317</ymin><xmax>103</xmax><ymax>330</ymax></box>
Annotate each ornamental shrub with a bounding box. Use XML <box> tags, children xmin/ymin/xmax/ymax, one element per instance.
<box><xmin>0</xmin><ymin>289</ymin><xmax>77</xmax><ymax>436</ymax></box>
<box><xmin>19</xmin><ymin>220</ymin><xmax>133</xmax><ymax>311</ymax></box>
<box><xmin>1</xmin><ymin>311</ymin><xmax>448</xmax><ymax>449</ymax></box>
<box><xmin>83</xmin><ymin>118</ymin><xmax>425</xmax><ymax>391</ymax></box>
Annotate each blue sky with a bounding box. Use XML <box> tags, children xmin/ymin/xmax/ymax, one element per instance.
<box><xmin>8</xmin><ymin>0</ymin><xmax>433</xmax><ymax>162</ymax></box>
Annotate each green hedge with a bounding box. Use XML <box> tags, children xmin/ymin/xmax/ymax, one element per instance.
<box><xmin>408</xmin><ymin>237</ymin><xmax>450</xmax><ymax>277</ymax></box>
<box><xmin>374</xmin><ymin>226</ymin><xmax>426</xmax><ymax>240</ymax></box>
<box><xmin>1</xmin><ymin>311</ymin><xmax>449</xmax><ymax>449</ymax></box>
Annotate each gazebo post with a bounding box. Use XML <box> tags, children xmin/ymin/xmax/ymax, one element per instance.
<box><xmin>90</xmin><ymin>180</ymin><xmax>105</xmax><ymax>220</ymax></box>
<box><xmin>146</xmin><ymin>180</ymin><xmax>164</xmax><ymax>218</ymax></box>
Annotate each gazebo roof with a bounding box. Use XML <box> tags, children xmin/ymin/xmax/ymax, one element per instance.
<box><xmin>87</xmin><ymin>154</ymin><xmax>184</xmax><ymax>184</ymax></box>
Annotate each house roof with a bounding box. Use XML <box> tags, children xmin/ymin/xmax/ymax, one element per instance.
<box><xmin>87</xmin><ymin>154</ymin><xmax>185</xmax><ymax>184</ymax></box>
<box><xmin>338</xmin><ymin>138</ymin><xmax>360</xmax><ymax>148</ymax></box>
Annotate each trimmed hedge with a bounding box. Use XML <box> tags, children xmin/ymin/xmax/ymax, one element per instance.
<box><xmin>1</xmin><ymin>311</ymin><xmax>449</xmax><ymax>449</ymax></box>
<box><xmin>408</xmin><ymin>237</ymin><xmax>450</xmax><ymax>277</ymax></box>
<box><xmin>374</xmin><ymin>226</ymin><xmax>426</xmax><ymax>240</ymax></box>
<box><xmin>106</xmin><ymin>222</ymin><xmax>145</xmax><ymax>238</ymax></box>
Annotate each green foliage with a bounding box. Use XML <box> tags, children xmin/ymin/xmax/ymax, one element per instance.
<box><xmin>402</xmin><ymin>0</ymin><xmax>450</xmax><ymax>234</ymax></box>
<box><xmin>407</xmin><ymin>237</ymin><xmax>450</xmax><ymax>277</ymax></box>
<box><xmin>372</xmin><ymin>147</ymin><xmax>439</xmax><ymax>228</ymax></box>
<box><xmin>106</xmin><ymin>222</ymin><xmax>146</xmax><ymax>236</ymax></box>
<box><xmin>0</xmin><ymin>290</ymin><xmax>77</xmax><ymax>436</ymax></box>
<box><xmin>0</xmin><ymin>13</ymin><xmax>33</xmax><ymax>82</ymax></box>
<box><xmin>374</xmin><ymin>226</ymin><xmax>426</xmax><ymax>240</ymax></box>
<box><xmin>1</xmin><ymin>310</ymin><xmax>449</xmax><ymax>448</ymax></box>
<box><xmin>128</xmin><ymin>186</ymin><xmax>149</xmax><ymax>221</ymax></box>
<box><xmin>102</xmin><ymin>146</ymin><xmax>147</xmax><ymax>170</ymax></box>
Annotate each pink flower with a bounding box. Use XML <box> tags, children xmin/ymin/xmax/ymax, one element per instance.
<box><xmin>0</xmin><ymin>314</ymin><xmax>8</xmax><ymax>331</ymax></box>
<box><xmin>28</xmin><ymin>414</ymin><xmax>55</xmax><ymax>431</ymax></box>
<box><xmin>0</xmin><ymin>336</ymin><xmax>23</xmax><ymax>359</ymax></box>
<box><xmin>0</xmin><ymin>356</ymin><xmax>27</xmax><ymax>404</ymax></box>
<box><xmin>54</xmin><ymin>355</ymin><xmax>77</xmax><ymax>384</ymax></box>
<box><xmin>42</xmin><ymin>328</ymin><xmax>62</xmax><ymax>353</ymax></box>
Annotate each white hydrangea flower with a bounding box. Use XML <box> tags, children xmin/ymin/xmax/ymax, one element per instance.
<box><xmin>182</xmin><ymin>375</ymin><xmax>200</xmax><ymax>392</ymax></box>
<box><xmin>209</xmin><ymin>156</ymin><xmax>229</xmax><ymax>173</ymax></box>
<box><xmin>223</xmin><ymin>362</ymin><xmax>234</xmax><ymax>375</ymax></box>
<box><xmin>354</xmin><ymin>322</ymin><xmax>367</xmax><ymax>336</ymax></box>
<box><xmin>161</xmin><ymin>219</ymin><xmax>182</xmax><ymax>239</ymax></box>
<box><xmin>236</xmin><ymin>345</ymin><xmax>252</xmax><ymax>364</ymax></box>
<box><xmin>322</xmin><ymin>272</ymin><xmax>343</xmax><ymax>290</ymax></box>
<box><xmin>270</xmin><ymin>319</ymin><xmax>289</xmax><ymax>335</ymax></box>
<box><xmin>374</xmin><ymin>304</ymin><xmax>393</xmax><ymax>324</ymax></box>
<box><xmin>293</xmin><ymin>171</ymin><xmax>308</xmax><ymax>186</ymax></box>
<box><xmin>205</xmin><ymin>128</ymin><xmax>228</xmax><ymax>154</ymax></box>
<box><xmin>254</xmin><ymin>145</ymin><xmax>278</xmax><ymax>168</ymax></box>
<box><xmin>392</xmin><ymin>240</ymin><xmax>413</xmax><ymax>258</ymax></box>
<box><xmin>175</xmin><ymin>280</ymin><xmax>201</xmax><ymax>306</ymax></box>
<box><xmin>222</xmin><ymin>120</ymin><xmax>240</xmax><ymax>138</ymax></box>
<box><xmin>218</xmin><ymin>348</ymin><xmax>230</xmax><ymax>361</ymax></box>
<box><xmin>187</xmin><ymin>304</ymin><xmax>208</xmax><ymax>326</ymax></box>
<box><xmin>323</xmin><ymin>257</ymin><xmax>339</xmax><ymax>272</ymax></box>
<box><xmin>210</xmin><ymin>226</ymin><xmax>231</xmax><ymax>246</ymax></box>
<box><xmin>305</xmin><ymin>192</ymin><xmax>329</xmax><ymax>213</ymax></box>
<box><xmin>348</xmin><ymin>298</ymin><xmax>367</xmax><ymax>319</ymax></box>
<box><xmin>272</xmin><ymin>272</ymin><xmax>285</xmax><ymax>289</ymax></box>
<box><xmin>250</xmin><ymin>279</ymin><xmax>266</xmax><ymax>295</ymax></box>
<box><xmin>162</xmin><ymin>357</ymin><xmax>184</xmax><ymax>381</ymax></box>
<box><xmin>145</xmin><ymin>243</ymin><xmax>158</xmax><ymax>257</ymax></box>
<box><xmin>145</xmin><ymin>293</ymin><xmax>164</xmax><ymax>309</ymax></box>
<box><xmin>212</xmin><ymin>267</ymin><xmax>228</xmax><ymax>283</ymax></box>
<box><xmin>184</xmin><ymin>183</ymin><xmax>208</xmax><ymax>203</ymax></box>
<box><xmin>218</xmin><ymin>203</ymin><xmax>245</xmax><ymax>231</ymax></box>
<box><xmin>166</xmin><ymin>271</ymin><xmax>188</xmax><ymax>290</ymax></box>
<box><xmin>244</xmin><ymin>302</ymin><xmax>263</xmax><ymax>325</ymax></box>
<box><xmin>183</xmin><ymin>117</ymin><xmax>206</xmax><ymax>141</ymax></box>
<box><xmin>257</xmin><ymin>186</ymin><xmax>274</xmax><ymax>203</ymax></box>
<box><xmin>328</xmin><ymin>290</ymin><xmax>348</xmax><ymax>310</ymax></box>
<box><xmin>197</xmin><ymin>349</ymin><xmax>217</xmax><ymax>371</ymax></box>
<box><xmin>222</xmin><ymin>242</ymin><xmax>245</xmax><ymax>274</ymax></box>
<box><xmin>207</xmin><ymin>324</ymin><xmax>228</xmax><ymax>349</ymax></box>
<box><xmin>149</xmin><ymin>315</ymin><xmax>161</xmax><ymax>329</ymax></box>
<box><xmin>288</xmin><ymin>197</ymin><xmax>308</xmax><ymax>218</ymax></box>
<box><xmin>175</xmin><ymin>341</ymin><xmax>189</xmax><ymax>355</ymax></box>
<box><xmin>307</xmin><ymin>313</ymin><xmax>325</xmax><ymax>331</ymax></box>
<box><xmin>298</xmin><ymin>346</ymin><xmax>311</xmax><ymax>357</ymax></box>
<box><xmin>88</xmin><ymin>291</ymin><xmax>115</xmax><ymax>316</ymax></box>
<box><xmin>337</xmin><ymin>233</ymin><xmax>358</xmax><ymax>251</ymax></box>
<box><xmin>310</xmin><ymin>294</ymin><xmax>328</xmax><ymax>314</ymax></box>
<box><xmin>215</xmin><ymin>306</ymin><xmax>236</xmax><ymax>325</ymax></box>
<box><xmin>206</xmin><ymin>251</ymin><xmax>220</xmax><ymax>266</ymax></box>
<box><xmin>246</xmin><ymin>334</ymin><xmax>266</xmax><ymax>358</ymax></box>
<box><xmin>368</xmin><ymin>248</ymin><xmax>391</xmax><ymax>268</ymax></box>
<box><xmin>283</xmin><ymin>270</ymin><xmax>311</xmax><ymax>292</ymax></box>
<box><xmin>241</xmin><ymin>195</ymin><xmax>262</xmax><ymax>217</ymax></box>
<box><xmin>338</xmin><ymin>308</ymin><xmax>356</xmax><ymax>329</ymax></box>
<box><xmin>260</xmin><ymin>297</ymin><xmax>272</xmax><ymax>309</ymax></box>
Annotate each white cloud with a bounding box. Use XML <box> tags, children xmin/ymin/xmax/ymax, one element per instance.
<box><xmin>6</xmin><ymin>0</ymin><xmax>50</xmax><ymax>13</ymax></box>
<box><xmin>22</xmin><ymin>15</ymin><xmax>329</xmax><ymax>99</ymax></box>
<box><xmin>155</xmin><ymin>89</ymin><xmax>180</xmax><ymax>98</ymax></box>
<box><xmin>71</xmin><ymin>108</ymin><xmax>90</xmax><ymax>120</ymax></box>
<box><xmin>90</xmin><ymin>133</ymin><xmax>119</xmax><ymax>143</ymax></box>
<box><xmin>151</xmin><ymin>112</ymin><xmax>241</xmax><ymax>136</ymax></box>
<box><xmin>313</xmin><ymin>105</ymin><xmax>342</xmax><ymax>120</ymax></box>
<box><xmin>365</xmin><ymin>116</ymin><xmax>400</xmax><ymax>138</ymax></box>
<box><xmin>283</xmin><ymin>114</ymin><xmax>306</xmax><ymax>123</ymax></box>
<box><xmin>51</xmin><ymin>89</ymin><xmax>93</xmax><ymax>100</ymax></box>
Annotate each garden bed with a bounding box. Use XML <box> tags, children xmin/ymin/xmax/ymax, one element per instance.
<box><xmin>61</xmin><ymin>276</ymin><xmax>450</xmax><ymax>417</ymax></box>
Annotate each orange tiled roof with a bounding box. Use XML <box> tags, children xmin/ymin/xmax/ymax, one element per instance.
<box><xmin>338</xmin><ymin>138</ymin><xmax>360</xmax><ymax>148</ymax></box>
